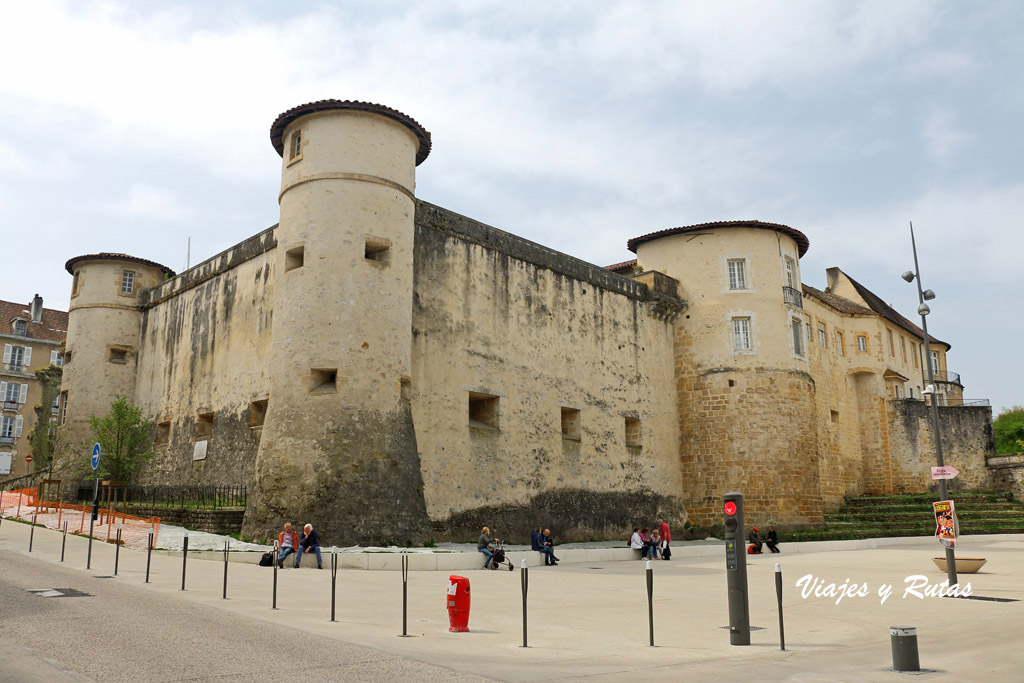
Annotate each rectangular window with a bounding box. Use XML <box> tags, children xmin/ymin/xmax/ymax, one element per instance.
<box><xmin>3</xmin><ymin>344</ymin><xmax>26</xmax><ymax>372</ymax></box>
<box><xmin>784</xmin><ymin>257</ymin><xmax>796</xmax><ymax>288</ymax></box>
<box><xmin>930</xmin><ymin>351</ymin><xmax>939</xmax><ymax>373</ymax></box>
<box><xmin>249</xmin><ymin>400</ymin><xmax>268</xmax><ymax>428</ymax></box>
<box><xmin>155</xmin><ymin>421</ymin><xmax>171</xmax><ymax>444</ymax></box>
<box><xmin>818</xmin><ymin>322</ymin><xmax>827</xmax><ymax>348</ymax></box>
<box><xmin>0</xmin><ymin>416</ymin><xmax>14</xmax><ymax>443</ymax></box>
<box><xmin>194</xmin><ymin>412</ymin><xmax>214</xmax><ymax>440</ymax></box>
<box><xmin>900</xmin><ymin>336</ymin><xmax>907</xmax><ymax>364</ymax></box>
<box><xmin>804</xmin><ymin>315</ymin><xmax>812</xmax><ymax>342</ymax></box>
<box><xmin>857</xmin><ymin>335</ymin><xmax>867</xmax><ymax>353</ymax></box>
<box><xmin>51</xmin><ymin>395</ymin><xmax>60</xmax><ymax>416</ymax></box>
<box><xmin>309</xmin><ymin>368</ymin><xmax>337</xmax><ymax>394</ymax></box>
<box><xmin>290</xmin><ymin>130</ymin><xmax>302</xmax><ymax>160</ymax></box>
<box><xmin>836</xmin><ymin>331</ymin><xmax>844</xmax><ymax>356</ymax></box>
<box><xmin>913</xmin><ymin>344</ymin><xmax>919</xmax><ymax>368</ymax></box>
<box><xmin>561</xmin><ymin>407</ymin><xmax>581</xmax><ymax>440</ymax></box>
<box><xmin>887</xmin><ymin>329</ymin><xmax>895</xmax><ymax>357</ymax></box>
<box><xmin>732</xmin><ymin>317</ymin><xmax>751</xmax><ymax>350</ymax></box>
<box><xmin>285</xmin><ymin>246</ymin><xmax>305</xmax><ymax>272</ymax></box>
<box><xmin>364</xmin><ymin>238</ymin><xmax>391</xmax><ymax>264</ymax></box>
<box><xmin>59</xmin><ymin>391</ymin><xmax>68</xmax><ymax>425</ymax></box>
<box><xmin>727</xmin><ymin>259</ymin><xmax>747</xmax><ymax>290</ymax></box>
<box><xmin>2</xmin><ymin>382</ymin><xmax>18</xmax><ymax>405</ymax></box>
<box><xmin>468</xmin><ymin>392</ymin><xmax>500</xmax><ymax>430</ymax></box>
<box><xmin>72</xmin><ymin>271</ymin><xmax>81</xmax><ymax>297</ymax></box>
<box><xmin>791</xmin><ymin>319</ymin><xmax>803</xmax><ymax>356</ymax></box>
<box><xmin>109</xmin><ymin>347</ymin><xmax>128</xmax><ymax>364</ymax></box>
<box><xmin>50</xmin><ymin>349</ymin><xmax>63</xmax><ymax>367</ymax></box>
<box><xmin>121</xmin><ymin>270</ymin><xmax>135</xmax><ymax>294</ymax></box>
<box><xmin>625</xmin><ymin>417</ymin><xmax>641</xmax><ymax>448</ymax></box>
<box><xmin>13</xmin><ymin>320</ymin><xmax>27</xmax><ymax>336</ymax></box>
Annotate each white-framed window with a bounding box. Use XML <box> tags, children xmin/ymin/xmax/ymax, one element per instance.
<box><xmin>50</xmin><ymin>349</ymin><xmax>63</xmax><ymax>367</ymax></box>
<box><xmin>857</xmin><ymin>335</ymin><xmax>867</xmax><ymax>353</ymax></box>
<box><xmin>0</xmin><ymin>415</ymin><xmax>22</xmax><ymax>442</ymax></box>
<box><xmin>930</xmin><ymin>350</ymin><xmax>939</xmax><ymax>373</ymax></box>
<box><xmin>835</xmin><ymin>331</ymin><xmax>844</xmax><ymax>356</ymax></box>
<box><xmin>733</xmin><ymin>317</ymin><xmax>751</xmax><ymax>351</ymax></box>
<box><xmin>791</xmin><ymin>318</ymin><xmax>804</xmax><ymax>356</ymax></box>
<box><xmin>804</xmin><ymin>315</ymin><xmax>812</xmax><ymax>342</ymax></box>
<box><xmin>3</xmin><ymin>344</ymin><xmax>29</xmax><ymax>372</ymax></box>
<box><xmin>290</xmin><ymin>130</ymin><xmax>302</xmax><ymax>160</ymax></box>
<box><xmin>121</xmin><ymin>270</ymin><xmax>135</xmax><ymax>294</ymax></box>
<box><xmin>818</xmin><ymin>322</ymin><xmax>827</xmax><ymax>348</ymax></box>
<box><xmin>887</xmin><ymin>329</ymin><xmax>895</xmax><ymax>357</ymax></box>
<box><xmin>51</xmin><ymin>395</ymin><xmax>60</xmax><ymax>415</ymax></box>
<box><xmin>784</xmin><ymin>256</ymin><xmax>796</xmax><ymax>288</ymax></box>
<box><xmin>13</xmin><ymin>320</ymin><xmax>27</xmax><ymax>336</ymax></box>
<box><xmin>900</xmin><ymin>336</ymin><xmax>907</xmax><ymax>364</ymax></box>
<box><xmin>1</xmin><ymin>381</ymin><xmax>22</xmax><ymax>404</ymax></box>
<box><xmin>727</xmin><ymin>259</ymin><xmax>747</xmax><ymax>290</ymax></box>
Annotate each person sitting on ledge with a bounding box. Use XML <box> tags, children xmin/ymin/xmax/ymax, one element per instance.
<box><xmin>277</xmin><ymin>522</ymin><xmax>298</xmax><ymax>569</ymax></box>
<box><xmin>295</xmin><ymin>523</ymin><xmax>323</xmax><ymax>569</ymax></box>
<box><xmin>766</xmin><ymin>524</ymin><xmax>780</xmax><ymax>554</ymax></box>
<box><xmin>532</xmin><ymin>527</ymin><xmax>557</xmax><ymax>566</ymax></box>
<box><xmin>541</xmin><ymin>528</ymin><xmax>560</xmax><ymax>565</ymax></box>
<box><xmin>629</xmin><ymin>527</ymin><xmax>644</xmax><ymax>557</ymax></box>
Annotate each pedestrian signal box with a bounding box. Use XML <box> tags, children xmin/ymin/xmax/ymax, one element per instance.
<box><xmin>723</xmin><ymin>492</ymin><xmax>750</xmax><ymax>645</ymax></box>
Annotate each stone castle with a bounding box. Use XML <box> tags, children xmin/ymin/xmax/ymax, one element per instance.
<box><xmin>54</xmin><ymin>100</ymin><xmax>994</xmax><ymax>544</ymax></box>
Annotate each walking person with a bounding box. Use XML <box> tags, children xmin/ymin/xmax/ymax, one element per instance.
<box><xmin>478</xmin><ymin>526</ymin><xmax>496</xmax><ymax>569</ymax></box>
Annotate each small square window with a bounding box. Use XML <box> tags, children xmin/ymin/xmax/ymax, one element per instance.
<box><xmin>365</xmin><ymin>238</ymin><xmax>391</xmax><ymax>264</ymax></box>
<box><xmin>249</xmin><ymin>399</ymin><xmax>268</xmax><ymax>427</ymax></box>
<box><xmin>109</xmin><ymin>347</ymin><xmax>128</xmax><ymax>364</ymax></box>
<box><xmin>285</xmin><ymin>246</ymin><xmax>305</xmax><ymax>272</ymax></box>
<box><xmin>625</xmin><ymin>417</ymin><xmax>641</xmax><ymax>448</ymax></box>
<box><xmin>194</xmin><ymin>412</ymin><xmax>214</xmax><ymax>440</ymax></box>
<box><xmin>309</xmin><ymin>368</ymin><xmax>337</xmax><ymax>394</ymax></box>
<box><xmin>830</xmin><ymin>410</ymin><xmax>839</xmax><ymax>423</ymax></box>
<box><xmin>155</xmin><ymin>421</ymin><xmax>171</xmax><ymax>444</ymax></box>
<box><xmin>468</xmin><ymin>392</ymin><xmax>500</xmax><ymax>430</ymax></box>
<box><xmin>561</xmin><ymin>407</ymin><xmax>581</xmax><ymax>440</ymax></box>
<box><xmin>121</xmin><ymin>270</ymin><xmax>135</xmax><ymax>295</ymax></box>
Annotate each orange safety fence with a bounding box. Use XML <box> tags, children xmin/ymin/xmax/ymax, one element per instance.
<box><xmin>0</xmin><ymin>488</ymin><xmax>160</xmax><ymax>550</ymax></box>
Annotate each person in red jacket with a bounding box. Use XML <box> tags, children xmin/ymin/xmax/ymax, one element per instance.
<box><xmin>277</xmin><ymin>522</ymin><xmax>299</xmax><ymax>569</ymax></box>
<box><xmin>658</xmin><ymin>518</ymin><xmax>672</xmax><ymax>560</ymax></box>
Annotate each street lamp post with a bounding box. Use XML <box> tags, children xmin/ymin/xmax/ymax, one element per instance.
<box><xmin>902</xmin><ymin>221</ymin><xmax>957</xmax><ymax>587</ymax></box>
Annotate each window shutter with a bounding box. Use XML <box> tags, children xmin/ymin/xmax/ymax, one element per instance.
<box><xmin>0</xmin><ymin>382</ymin><xmax>6</xmax><ymax>399</ymax></box>
<box><xmin>23</xmin><ymin>347</ymin><xmax>31</xmax><ymax>367</ymax></box>
<box><xmin>15</xmin><ymin>415</ymin><xmax>23</xmax><ymax>437</ymax></box>
<box><xmin>2</xmin><ymin>344</ymin><xmax>10</xmax><ymax>364</ymax></box>
<box><xmin>19</xmin><ymin>384</ymin><xmax>28</xmax><ymax>403</ymax></box>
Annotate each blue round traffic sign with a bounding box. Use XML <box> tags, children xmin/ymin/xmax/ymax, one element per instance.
<box><xmin>91</xmin><ymin>443</ymin><xmax>101</xmax><ymax>470</ymax></box>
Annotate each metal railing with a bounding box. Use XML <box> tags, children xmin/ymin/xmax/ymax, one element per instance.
<box><xmin>2</xmin><ymin>401</ymin><xmax>19</xmax><ymax>412</ymax></box>
<box><xmin>74</xmin><ymin>484</ymin><xmax>247</xmax><ymax>510</ymax></box>
<box><xmin>931</xmin><ymin>370</ymin><xmax>961</xmax><ymax>385</ymax></box>
<box><xmin>782</xmin><ymin>286</ymin><xmax>803</xmax><ymax>308</ymax></box>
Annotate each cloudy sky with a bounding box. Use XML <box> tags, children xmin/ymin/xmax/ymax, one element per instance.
<box><xmin>1</xmin><ymin>1</ymin><xmax>1020</xmax><ymax>413</ymax></box>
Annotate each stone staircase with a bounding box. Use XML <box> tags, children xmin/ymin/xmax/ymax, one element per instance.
<box><xmin>786</xmin><ymin>492</ymin><xmax>1024</xmax><ymax>542</ymax></box>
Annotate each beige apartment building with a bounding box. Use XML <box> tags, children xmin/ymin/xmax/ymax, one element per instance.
<box><xmin>52</xmin><ymin>100</ymin><xmax>992</xmax><ymax>544</ymax></box>
<box><xmin>0</xmin><ymin>296</ymin><xmax>67</xmax><ymax>481</ymax></box>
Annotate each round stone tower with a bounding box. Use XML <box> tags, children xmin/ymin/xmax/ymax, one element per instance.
<box><xmin>242</xmin><ymin>100</ymin><xmax>432</xmax><ymax>545</ymax></box>
<box><xmin>629</xmin><ymin>221</ymin><xmax>822</xmax><ymax>529</ymax></box>
<box><xmin>59</xmin><ymin>253</ymin><xmax>174</xmax><ymax>467</ymax></box>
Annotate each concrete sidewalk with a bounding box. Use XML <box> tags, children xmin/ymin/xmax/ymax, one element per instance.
<box><xmin>2</xmin><ymin>517</ymin><xmax>1023</xmax><ymax>681</ymax></box>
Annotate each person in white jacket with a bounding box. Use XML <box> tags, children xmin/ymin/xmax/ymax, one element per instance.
<box><xmin>629</xmin><ymin>527</ymin><xmax>644</xmax><ymax>558</ymax></box>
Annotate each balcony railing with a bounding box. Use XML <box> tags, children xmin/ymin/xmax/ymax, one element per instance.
<box><xmin>2</xmin><ymin>401</ymin><xmax>19</xmax><ymax>412</ymax></box>
<box><xmin>0</xmin><ymin>435</ymin><xmax>14</xmax><ymax>445</ymax></box>
<box><xmin>5</xmin><ymin>363</ymin><xmax>24</xmax><ymax>373</ymax></box>
<box><xmin>931</xmin><ymin>370</ymin><xmax>962</xmax><ymax>385</ymax></box>
<box><xmin>782</xmin><ymin>286</ymin><xmax>803</xmax><ymax>308</ymax></box>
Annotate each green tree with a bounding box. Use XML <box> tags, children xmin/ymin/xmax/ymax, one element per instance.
<box><xmin>29</xmin><ymin>364</ymin><xmax>62</xmax><ymax>474</ymax></box>
<box><xmin>84</xmin><ymin>396</ymin><xmax>154</xmax><ymax>482</ymax></box>
<box><xmin>993</xmin><ymin>406</ymin><xmax>1024</xmax><ymax>454</ymax></box>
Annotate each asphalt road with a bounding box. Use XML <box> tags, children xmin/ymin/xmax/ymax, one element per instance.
<box><xmin>0</xmin><ymin>550</ymin><xmax>492</xmax><ymax>683</ymax></box>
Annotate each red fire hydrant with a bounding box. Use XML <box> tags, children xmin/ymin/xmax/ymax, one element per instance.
<box><xmin>447</xmin><ymin>575</ymin><xmax>471</xmax><ymax>632</ymax></box>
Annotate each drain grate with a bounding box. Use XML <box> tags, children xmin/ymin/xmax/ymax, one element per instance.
<box><xmin>27</xmin><ymin>588</ymin><xmax>92</xmax><ymax>598</ymax></box>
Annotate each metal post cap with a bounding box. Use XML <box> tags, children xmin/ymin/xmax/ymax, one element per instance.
<box><xmin>890</xmin><ymin>626</ymin><xmax>917</xmax><ymax>637</ymax></box>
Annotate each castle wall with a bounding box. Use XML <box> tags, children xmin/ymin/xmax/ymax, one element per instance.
<box><xmin>133</xmin><ymin>229</ymin><xmax>276</xmax><ymax>487</ymax></box>
<box><xmin>411</xmin><ymin>203</ymin><xmax>684</xmax><ymax>541</ymax></box>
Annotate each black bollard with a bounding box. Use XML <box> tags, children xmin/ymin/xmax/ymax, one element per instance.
<box><xmin>330</xmin><ymin>552</ymin><xmax>338</xmax><ymax>622</ymax></box>
<box><xmin>222</xmin><ymin>539</ymin><xmax>229</xmax><ymax>599</ymax></box>
<box><xmin>646</xmin><ymin>560</ymin><xmax>655</xmax><ymax>647</ymax></box>
<box><xmin>29</xmin><ymin>510</ymin><xmax>37</xmax><ymax>552</ymax></box>
<box><xmin>775</xmin><ymin>563</ymin><xmax>785</xmax><ymax>651</ymax></box>
<box><xmin>61</xmin><ymin>522</ymin><xmax>68</xmax><ymax>562</ymax></box>
<box><xmin>114</xmin><ymin>525</ymin><xmax>122</xmax><ymax>576</ymax></box>
<box><xmin>891</xmin><ymin>626</ymin><xmax>921</xmax><ymax>672</ymax></box>
<box><xmin>272</xmin><ymin>540</ymin><xmax>280</xmax><ymax>610</ymax></box>
<box><xmin>181</xmin><ymin>531</ymin><xmax>189</xmax><ymax>591</ymax></box>
<box><xmin>145</xmin><ymin>529</ymin><xmax>153</xmax><ymax>583</ymax></box>
<box><xmin>521</xmin><ymin>559</ymin><xmax>529</xmax><ymax>647</ymax></box>
<box><xmin>401</xmin><ymin>553</ymin><xmax>409</xmax><ymax>636</ymax></box>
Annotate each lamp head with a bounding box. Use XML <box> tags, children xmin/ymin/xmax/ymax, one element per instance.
<box><xmin>918</xmin><ymin>303</ymin><xmax>930</xmax><ymax>316</ymax></box>
<box><xmin>923</xmin><ymin>289</ymin><xmax>936</xmax><ymax>300</ymax></box>
<box><xmin>901</xmin><ymin>271</ymin><xmax>916</xmax><ymax>283</ymax></box>
<box><xmin>922</xmin><ymin>384</ymin><xmax>935</xmax><ymax>396</ymax></box>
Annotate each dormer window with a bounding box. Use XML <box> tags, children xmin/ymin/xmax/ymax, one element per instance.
<box><xmin>12</xmin><ymin>320</ymin><xmax>27</xmax><ymax>337</ymax></box>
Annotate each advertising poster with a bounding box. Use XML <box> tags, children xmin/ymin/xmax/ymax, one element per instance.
<box><xmin>933</xmin><ymin>500</ymin><xmax>958</xmax><ymax>549</ymax></box>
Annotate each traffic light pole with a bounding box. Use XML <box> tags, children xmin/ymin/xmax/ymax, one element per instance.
<box><xmin>723</xmin><ymin>492</ymin><xmax>750</xmax><ymax>645</ymax></box>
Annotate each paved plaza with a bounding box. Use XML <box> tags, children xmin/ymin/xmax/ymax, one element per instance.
<box><xmin>1</xmin><ymin>518</ymin><xmax>1022</xmax><ymax>681</ymax></box>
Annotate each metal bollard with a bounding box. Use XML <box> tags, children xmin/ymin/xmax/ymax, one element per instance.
<box><xmin>646</xmin><ymin>560</ymin><xmax>655</xmax><ymax>647</ymax></box>
<box><xmin>181</xmin><ymin>531</ymin><xmax>189</xmax><ymax>591</ymax></box>
<box><xmin>890</xmin><ymin>626</ymin><xmax>921</xmax><ymax>672</ymax></box>
<box><xmin>330</xmin><ymin>552</ymin><xmax>338</xmax><ymax>622</ymax></box>
<box><xmin>521</xmin><ymin>559</ymin><xmax>529</xmax><ymax>648</ymax></box>
<box><xmin>114</xmin><ymin>525</ymin><xmax>122</xmax><ymax>575</ymax></box>
<box><xmin>401</xmin><ymin>553</ymin><xmax>409</xmax><ymax>636</ymax></box>
<box><xmin>61</xmin><ymin>522</ymin><xmax>68</xmax><ymax>562</ymax></box>
<box><xmin>29</xmin><ymin>510</ymin><xmax>37</xmax><ymax>552</ymax></box>
<box><xmin>775</xmin><ymin>563</ymin><xmax>785</xmax><ymax>650</ymax></box>
<box><xmin>146</xmin><ymin>529</ymin><xmax>153</xmax><ymax>583</ymax></box>
<box><xmin>222</xmin><ymin>539</ymin><xmax>229</xmax><ymax>599</ymax></box>
<box><xmin>272</xmin><ymin>540</ymin><xmax>280</xmax><ymax>610</ymax></box>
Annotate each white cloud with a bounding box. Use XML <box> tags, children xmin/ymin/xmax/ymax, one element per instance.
<box><xmin>98</xmin><ymin>183</ymin><xmax>193</xmax><ymax>222</ymax></box>
<box><xmin>920</xmin><ymin>109</ymin><xmax>970</xmax><ymax>160</ymax></box>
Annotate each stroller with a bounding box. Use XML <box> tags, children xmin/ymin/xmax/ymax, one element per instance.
<box><xmin>489</xmin><ymin>540</ymin><xmax>515</xmax><ymax>571</ymax></box>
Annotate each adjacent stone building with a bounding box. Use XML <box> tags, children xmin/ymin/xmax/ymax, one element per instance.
<box><xmin>53</xmin><ymin>100</ymin><xmax>993</xmax><ymax>544</ymax></box>
<box><xmin>1</xmin><ymin>296</ymin><xmax>67</xmax><ymax>480</ymax></box>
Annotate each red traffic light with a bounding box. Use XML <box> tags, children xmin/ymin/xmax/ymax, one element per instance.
<box><xmin>723</xmin><ymin>501</ymin><xmax>737</xmax><ymax>516</ymax></box>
